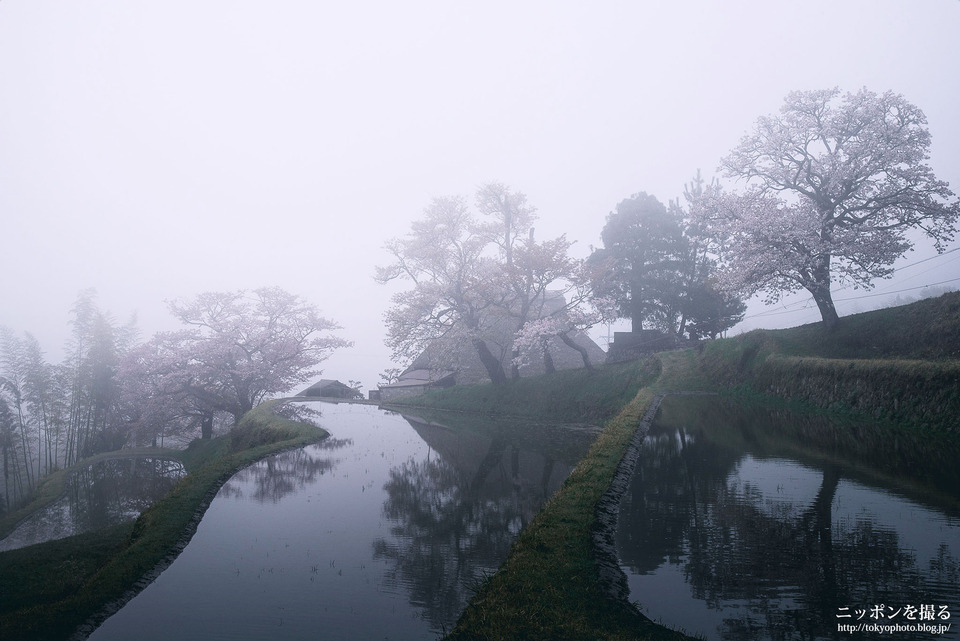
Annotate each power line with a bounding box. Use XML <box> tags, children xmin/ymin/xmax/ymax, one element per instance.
<box><xmin>834</xmin><ymin>277</ymin><xmax>960</xmax><ymax>302</ymax></box>
<box><xmin>738</xmin><ymin>246</ymin><xmax>960</xmax><ymax>324</ymax></box>
<box><xmin>891</xmin><ymin>246</ymin><xmax>960</xmax><ymax>273</ymax></box>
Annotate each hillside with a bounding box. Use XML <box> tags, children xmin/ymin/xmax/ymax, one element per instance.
<box><xmin>760</xmin><ymin>290</ymin><xmax>960</xmax><ymax>361</ymax></box>
<box><xmin>694</xmin><ymin>292</ymin><xmax>960</xmax><ymax>434</ymax></box>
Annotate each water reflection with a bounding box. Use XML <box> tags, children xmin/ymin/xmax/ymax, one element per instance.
<box><xmin>0</xmin><ymin>458</ymin><xmax>185</xmax><ymax>551</ymax></box>
<box><xmin>375</xmin><ymin>414</ymin><xmax>587</xmax><ymax>631</ymax></box>
<box><xmin>617</xmin><ymin>396</ymin><xmax>960</xmax><ymax>640</ymax></box>
<box><xmin>87</xmin><ymin>402</ymin><xmax>597</xmax><ymax>641</ymax></box>
<box><xmin>217</xmin><ymin>438</ymin><xmax>349</xmax><ymax>503</ymax></box>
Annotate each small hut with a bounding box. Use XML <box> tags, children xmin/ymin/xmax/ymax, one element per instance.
<box><xmin>378</xmin><ymin>369</ymin><xmax>456</xmax><ymax>401</ymax></box>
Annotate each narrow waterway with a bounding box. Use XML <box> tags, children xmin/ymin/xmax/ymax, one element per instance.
<box><xmin>86</xmin><ymin>401</ymin><xmax>596</xmax><ymax>640</ymax></box>
<box><xmin>616</xmin><ymin>396</ymin><xmax>960</xmax><ymax>641</ymax></box>
<box><xmin>0</xmin><ymin>457</ymin><xmax>185</xmax><ymax>552</ymax></box>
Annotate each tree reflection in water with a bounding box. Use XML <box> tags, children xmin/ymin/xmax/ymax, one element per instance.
<box><xmin>617</xmin><ymin>397</ymin><xmax>960</xmax><ymax>641</ymax></box>
<box><xmin>0</xmin><ymin>458</ymin><xmax>185</xmax><ymax>551</ymax></box>
<box><xmin>374</xmin><ymin>413</ymin><xmax>595</xmax><ymax>632</ymax></box>
<box><xmin>217</xmin><ymin>437</ymin><xmax>351</xmax><ymax>503</ymax></box>
<box><xmin>79</xmin><ymin>404</ymin><xmax>598</xmax><ymax>641</ymax></box>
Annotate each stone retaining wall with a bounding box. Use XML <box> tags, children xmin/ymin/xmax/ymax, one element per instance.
<box><xmin>754</xmin><ymin>355</ymin><xmax>960</xmax><ymax>432</ymax></box>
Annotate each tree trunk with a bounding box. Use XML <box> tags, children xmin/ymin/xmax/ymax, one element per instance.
<box><xmin>559</xmin><ymin>332</ymin><xmax>593</xmax><ymax>370</ymax></box>
<box><xmin>809</xmin><ymin>280</ymin><xmax>839</xmax><ymax>331</ymax></box>
<box><xmin>805</xmin><ymin>466</ymin><xmax>841</xmax><ymax>606</ymax></box>
<box><xmin>539</xmin><ymin>456</ymin><xmax>555</xmax><ymax>497</ymax></box>
<box><xmin>542</xmin><ymin>344</ymin><xmax>556</xmax><ymax>374</ymax></box>
<box><xmin>200</xmin><ymin>412</ymin><xmax>214</xmax><ymax>440</ymax></box>
<box><xmin>809</xmin><ymin>250</ymin><xmax>840</xmax><ymax>330</ymax></box>
<box><xmin>510</xmin><ymin>349</ymin><xmax>522</xmax><ymax>379</ymax></box>
<box><xmin>3</xmin><ymin>445</ymin><xmax>9</xmax><ymax>513</ymax></box>
<box><xmin>629</xmin><ymin>271</ymin><xmax>645</xmax><ymax>333</ymax></box>
<box><xmin>470</xmin><ymin>437</ymin><xmax>508</xmax><ymax>493</ymax></box>
<box><xmin>472</xmin><ymin>339</ymin><xmax>507</xmax><ymax>385</ymax></box>
<box><xmin>629</xmin><ymin>292</ymin><xmax>644</xmax><ymax>334</ymax></box>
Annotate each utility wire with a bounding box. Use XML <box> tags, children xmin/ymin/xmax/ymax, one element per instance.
<box><xmin>739</xmin><ymin>246</ymin><xmax>960</xmax><ymax>324</ymax></box>
<box><xmin>834</xmin><ymin>277</ymin><xmax>960</xmax><ymax>302</ymax></box>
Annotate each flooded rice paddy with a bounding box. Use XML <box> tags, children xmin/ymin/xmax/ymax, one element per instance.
<box><xmin>86</xmin><ymin>401</ymin><xmax>596</xmax><ymax>640</ymax></box>
<box><xmin>616</xmin><ymin>396</ymin><xmax>960</xmax><ymax>640</ymax></box>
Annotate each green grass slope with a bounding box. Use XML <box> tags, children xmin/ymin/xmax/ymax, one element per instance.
<box><xmin>699</xmin><ymin>292</ymin><xmax>960</xmax><ymax>433</ymax></box>
<box><xmin>766</xmin><ymin>290</ymin><xmax>960</xmax><ymax>361</ymax></box>
<box><xmin>384</xmin><ymin>358</ymin><xmax>661</xmax><ymax>424</ymax></box>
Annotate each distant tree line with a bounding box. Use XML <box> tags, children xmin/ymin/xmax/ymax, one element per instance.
<box><xmin>0</xmin><ymin>287</ymin><xmax>348</xmax><ymax>515</ymax></box>
<box><xmin>379</xmin><ymin>88</ymin><xmax>959</xmax><ymax>387</ymax></box>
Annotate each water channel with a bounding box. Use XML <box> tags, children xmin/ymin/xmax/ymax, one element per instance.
<box><xmin>616</xmin><ymin>395</ymin><xmax>960</xmax><ymax>640</ymax></box>
<box><xmin>86</xmin><ymin>401</ymin><xmax>597</xmax><ymax>640</ymax></box>
<box><xmin>0</xmin><ymin>457</ymin><xmax>185</xmax><ymax>552</ymax></box>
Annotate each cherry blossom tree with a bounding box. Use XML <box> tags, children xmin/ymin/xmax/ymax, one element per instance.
<box><xmin>118</xmin><ymin>332</ymin><xmax>214</xmax><ymax>443</ymax></box>
<box><xmin>500</xmin><ymin>233</ymin><xmax>586</xmax><ymax>376</ymax></box>
<box><xmin>476</xmin><ymin>185</ymin><xmax>601</xmax><ymax>377</ymax></box>
<box><xmin>130</xmin><ymin>287</ymin><xmax>350</xmax><ymax>429</ymax></box>
<box><xmin>378</xmin><ymin>184</ymin><xmax>598</xmax><ymax>384</ymax></box>
<box><xmin>377</xmin><ymin>195</ymin><xmax>510</xmax><ymax>384</ymax></box>
<box><xmin>712</xmin><ymin>88</ymin><xmax>960</xmax><ymax>329</ymax></box>
<box><xmin>511</xmin><ymin>292</ymin><xmax>616</xmax><ymax>372</ymax></box>
<box><xmin>475</xmin><ymin>182</ymin><xmax>537</xmax><ymax>267</ymax></box>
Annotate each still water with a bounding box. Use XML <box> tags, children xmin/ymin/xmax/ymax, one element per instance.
<box><xmin>0</xmin><ymin>458</ymin><xmax>185</xmax><ymax>552</ymax></box>
<box><xmin>617</xmin><ymin>396</ymin><xmax>960</xmax><ymax>640</ymax></box>
<box><xmin>88</xmin><ymin>401</ymin><xmax>595</xmax><ymax>640</ymax></box>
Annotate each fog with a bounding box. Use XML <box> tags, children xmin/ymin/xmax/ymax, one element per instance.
<box><xmin>2</xmin><ymin>1</ymin><xmax>958</xmax><ymax>392</ymax></box>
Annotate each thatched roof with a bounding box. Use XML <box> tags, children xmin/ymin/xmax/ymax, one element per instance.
<box><xmin>297</xmin><ymin>379</ymin><xmax>358</xmax><ymax>398</ymax></box>
<box><xmin>403</xmin><ymin>292</ymin><xmax>606</xmax><ymax>385</ymax></box>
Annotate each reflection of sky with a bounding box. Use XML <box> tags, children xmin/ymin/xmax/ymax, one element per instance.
<box><xmin>834</xmin><ymin>480</ymin><xmax>960</xmax><ymax>572</ymax></box>
<box><xmin>0</xmin><ymin>496</ymin><xmax>75</xmax><ymax>551</ymax></box>
<box><xmin>728</xmin><ymin>456</ymin><xmax>822</xmax><ymax>518</ymax></box>
<box><xmin>90</xmin><ymin>403</ymin><xmax>438</xmax><ymax>641</ymax></box>
<box><xmin>728</xmin><ymin>456</ymin><xmax>960</xmax><ymax>572</ymax></box>
<box><xmin>624</xmin><ymin>560</ymin><xmax>724</xmax><ymax>640</ymax></box>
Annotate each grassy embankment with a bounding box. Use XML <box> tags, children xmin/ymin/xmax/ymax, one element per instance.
<box><xmin>697</xmin><ymin>290</ymin><xmax>960</xmax><ymax>433</ymax></box>
<box><xmin>386</xmin><ymin>292</ymin><xmax>960</xmax><ymax>640</ymax></box>
<box><xmin>0</xmin><ymin>400</ymin><xmax>326</xmax><ymax>641</ymax></box>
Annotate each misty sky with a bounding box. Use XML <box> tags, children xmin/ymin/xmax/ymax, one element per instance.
<box><xmin>2</xmin><ymin>1</ymin><xmax>959</xmax><ymax>392</ymax></box>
